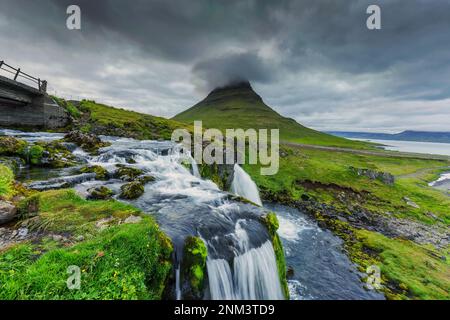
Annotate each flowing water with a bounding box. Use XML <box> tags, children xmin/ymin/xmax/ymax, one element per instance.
<box><xmin>230</xmin><ymin>164</ymin><xmax>263</xmax><ymax>206</ymax></box>
<box><xmin>265</xmin><ymin>203</ymin><xmax>385</xmax><ymax>300</ymax></box>
<box><xmin>2</xmin><ymin>129</ymin><xmax>385</xmax><ymax>300</ymax></box>
<box><xmin>5</xmin><ymin>131</ymin><xmax>282</xmax><ymax>300</ymax></box>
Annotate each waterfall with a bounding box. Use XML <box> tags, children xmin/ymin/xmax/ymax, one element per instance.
<box><xmin>231</xmin><ymin>164</ymin><xmax>262</xmax><ymax>206</ymax></box>
<box><xmin>191</xmin><ymin>158</ymin><xmax>200</xmax><ymax>178</ymax></box>
<box><xmin>207</xmin><ymin>241</ymin><xmax>284</xmax><ymax>300</ymax></box>
<box><xmin>13</xmin><ymin>131</ymin><xmax>283</xmax><ymax>300</ymax></box>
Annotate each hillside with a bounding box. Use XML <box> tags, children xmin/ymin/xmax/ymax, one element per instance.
<box><xmin>53</xmin><ymin>98</ymin><xmax>191</xmax><ymax>140</ymax></box>
<box><xmin>173</xmin><ymin>81</ymin><xmax>372</xmax><ymax>149</ymax></box>
<box><xmin>329</xmin><ymin>131</ymin><xmax>450</xmax><ymax>144</ymax></box>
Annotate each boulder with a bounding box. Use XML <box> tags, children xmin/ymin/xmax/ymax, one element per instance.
<box><xmin>64</xmin><ymin>130</ymin><xmax>109</xmax><ymax>153</ymax></box>
<box><xmin>79</xmin><ymin>165</ymin><xmax>109</xmax><ymax>180</ymax></box>
<box><xmin>114</xmin><ymin>165</ymin><xmax>144</xmax><ymax>181</ymax></box>
<box><xmin>350</xmin><ymin>167</ymin><xmax>395</xmax><ymax>185</ymax></box>
<box><xmin>87</xmin><ymin>186</ymin><xmax>114</xmax><ymax>200</ymax></box>
<box><xmin>0</xmin><ymin>200</ymin><xmax>17</xmax><ymax>225</ymax></box>
<box><xmin>119</xmin><ymin>181</ymin><xmax>144</xmax><ymax>199</ymax></box>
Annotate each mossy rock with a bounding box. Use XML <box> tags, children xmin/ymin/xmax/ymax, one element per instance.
<box><xmin>182</xmin><ymin>236</ymin><xmax>208</xmax><ymax>299</ymax></box>
<box><xmin>80</xmin><ymin>165</ymin><xmax>108</xmax><ymax>180</ymax></box>
<box><xmin>0</xmin><ymin>137</ymin><xmax>28</xmax><ymax>157</ymax></box>
<box><xmin>120</xmin><ymin>181</ymin><xmax>144</xmax><ymax>200</ymax></box>
<box><xmin>138</xmin><ymin>175</ymin><xmax>156</xmax><ymax>185</ymax></box>
<box><xmin>114</xmin><ymin>165</ymin><xmax>144</xmax><ymax>181</ymax></box>
<box><xmin>261</xmin><ymin>212</ymin><xmax>289</xmax><ymax>299</ymax></box>
<box><xmin>63</xmin><ymin>130</ymin><xmax>110</xmax><ymax>153</ymax></box>
<box><xmin>28</xmin><ymin>145</ymin><xmax>45</xmax><ymax>165</ymax></box>
<box><xmin>87</xmin><ymin>186</ymin><xmax>114</xmax><ymax>200</ymax></box>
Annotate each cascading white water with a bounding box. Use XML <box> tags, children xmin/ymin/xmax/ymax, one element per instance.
<box><xmin>17</xmin><ymin>132</ymin><xmax>283</xmax><ymax>300</ymax></box>
<box><xmin>206</xmin><ymin>219</ymin><xmax>284</xmax><ymax>300</ymax></box>
<box><xmin>231</xmin><ymin>164</ymin><xmax>263</xmax><ymax>206</ymax></box>
<box><xmin>207</xmin><ymin>241</ymin><xmax>284</xmax><ymax>300</ymax></box>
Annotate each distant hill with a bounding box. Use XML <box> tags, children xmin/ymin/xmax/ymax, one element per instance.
<box><xmin>174</xmin><ymin>81</ymin><xmax>370</xmax><ymax>149</ymax></box>
<box><xmin>329</xmin><ymin>131</ymin><xmax>450</xmax><ymax>144</ymax></box>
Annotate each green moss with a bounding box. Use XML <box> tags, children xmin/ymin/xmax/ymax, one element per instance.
<box><xmin>53</xmin><ymin>96</ymin><xmax>81</xmax><ymax>119</ymax></box>
<box><xmin>80</xmin><ymin>165</ymin><xmax>108</xmax><ymax>180</ymax></box>
<box><xmin>115</xmin><ymin>165</ymin><xmax>143</xmax><ymax>181</ymax></box>
<box><xmin>262</xmin><ymin>212</ymin><xmax>289</xmax><ymax>299</ymax></box>
<box><xmin>199</xmin><ymin>163</ymin><xmax>228</xmax><ymax>190</ymax></box>
<box><xmin>182</xmin><ymin>236</ymin><xmax>207</xmax><ymax>297</ymax></box>
<box><xmin>28</xmin><ymin>145</ymin><xmax>44</xmax><ymax>165</ymax></box>
<box><xmin>0</xmin><ymin>136</ymin><xmax>28</xmax><ymax>157</ymax></box>
<box><xmin>0</xmin><ymin>164</ymin><xmax>14</xmax><ymax>197</ymax></box>
<box><xmin>87</xmin><ymin>186</ymin><xmax>113</xmax><ymax>200</ymax></box>
<box><xmin>120</xmin><ymin>181</ymin><xmax>144</xmax><ymax>200</ymax></box>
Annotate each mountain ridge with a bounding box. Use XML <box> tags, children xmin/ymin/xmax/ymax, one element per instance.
<box><xmin>174</xmin><ymin>82</ymin><xmax>371</xmax><ymax>149</ymax></box>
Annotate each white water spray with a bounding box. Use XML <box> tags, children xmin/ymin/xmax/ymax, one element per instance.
<box><xmin>231</xmin><ymin>164</ymin><xmax>262</xmax><ymax>206</ymax></box>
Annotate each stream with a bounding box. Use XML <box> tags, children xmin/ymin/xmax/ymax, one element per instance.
<box><xmin>1</xmin><ymin>129</ymin><xmax>385</xmax><ymax>300</ymax></box>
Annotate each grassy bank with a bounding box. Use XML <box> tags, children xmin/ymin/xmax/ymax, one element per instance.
<box><xmin>0</xmin><ymin>189</ymin><xmax>173</xmax><ymax>300</ymax></box>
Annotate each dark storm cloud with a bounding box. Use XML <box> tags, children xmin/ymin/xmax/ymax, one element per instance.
<box><xmin>192</xmin><ymin>52</ymin><xmax>274</xmax><ymax>90</ymax></box>
<box><xmin>1</xmin><ymin>0</ymin><xmax>450</xmax><ymax>131</ymax></box>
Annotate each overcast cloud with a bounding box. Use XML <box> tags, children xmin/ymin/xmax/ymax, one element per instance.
<box><xmin>1</xmin><ymin>0</ymin><xmax>449</xmax><ymax>132</ymax></box>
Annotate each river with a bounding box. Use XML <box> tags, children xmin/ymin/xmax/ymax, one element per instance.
<box><xmin>1</xmin><ymin>128</ymin><xmax>385</xmax><ymax>300</ymax></box>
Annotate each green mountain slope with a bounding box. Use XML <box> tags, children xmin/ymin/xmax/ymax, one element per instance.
<box><xmin>173</xmin><ymin>81</ymin><xmax>371</xmax><ymax>149</ymax></box>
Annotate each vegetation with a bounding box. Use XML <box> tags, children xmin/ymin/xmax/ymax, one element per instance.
<box><xmin>356</xmin><ymin>229</ymin><xmax>449</xmax><ymax>300</ymax></box>
<box><xmin>0</xmin><ymin>164</ymin><xmax>14</xmax><ymax>197</ymax></box>
<box><xmin>80</xmin><ymin>165</ymin><xmax>109</xmax><ymax>180</ymax></box>
<box><xmin>0</xmin><ymin>189</ymin><xmax>173</xmax><ymax>300</ymax></box>
<box><xmin>0</xmin><ymin>137</ymin><xmax>76</xmax><ymax>168</ymax></box>
<box><xmin>244</xmin><ymin>144</ymin><xmax>450</xmax><ymax>300</ymax></box>
<box><xmin>54</xmin><ymin>98</ymin><xmax>192</xmax><ymax>141</ymax></box>
<box><xmin>245</xmin><ymin>145</ymin><xmax>450</xmax><ymax>225</ymax></box>
<box><xmin>182</xmin><ymin>236</ymin><xmax>207</xmax><ymax>297</ymax></box>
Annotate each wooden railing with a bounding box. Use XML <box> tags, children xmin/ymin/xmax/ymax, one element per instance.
<box><xmin>0</xmin><ymin>60</ymin><xmax>47</xmax><ymax>92</ymax></box>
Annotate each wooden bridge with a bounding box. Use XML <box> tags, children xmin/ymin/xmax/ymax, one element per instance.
<box><xmin>0</xmin><ymin>60</ymin><xmax>69</xmax><ymax>129</ymax></box>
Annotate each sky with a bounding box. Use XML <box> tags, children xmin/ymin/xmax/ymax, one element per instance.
<box><xmin>1</xmin><ymin>0</ymin><xmax>449</xmax><ymax>133</ymax></box>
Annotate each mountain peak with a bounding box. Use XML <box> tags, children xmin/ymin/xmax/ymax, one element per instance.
<box><xmin>204</xmin><ymin>80</ymin><xmax>262</xmax><ymax>104</ymax></box>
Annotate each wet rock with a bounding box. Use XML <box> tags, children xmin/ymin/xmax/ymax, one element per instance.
<box><xmin>26</xmin><ymin>173</ymin><xmax>96</xmax><ymax>191</ymax></box>
<box><xmin>120</xmin><ymin>181</ymin><xmax>144</xmax><ymax>199</ymax></box>
<box><xmin>0</xmin><ymin>136</ymin><xmax>27</xmax><ymax>157</ymax></box>
<box><xmin>64</xmin><ymin>130</ymin><xmax>110</xmax><ymax>153</ymax></box>
<box><xmin>350</xmin><ymin>167</ymin><xmax>395</xmax><ymax>185</ymax></box>
<box><xmin>287</xmin><ymin>266</ymin><xmax>295</xmax><ymax>279</ymax></box>
<box><xmin>0</xmin><ymin>200</ymin><xmax>17</xmax><ymax>225</ymax></box>
<box><xmin>79</xmin><ymin>165</ymin><xmax>109</xmax><ymax>180</ymax></box>
<box><xmin>138</xmin><ymin>175</ymin><xmax>156</xmax><ymax>185</ymax></box>
<box><xmin>114</xmin><ymin>165</ymin><xmax>144</xmax><ymax>181</ymax></box>
<box><xmin>87</xmin><ymin>186</ymin><xmax>114</xmax><ymax>200</ymax></box>
<box><xmin>95</xmin><ymin>217</ymin><xmax>115</xmax><ymax>230</ymax></box>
